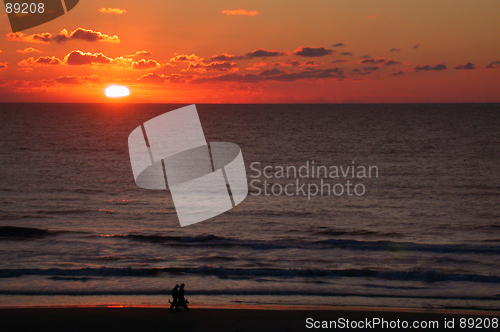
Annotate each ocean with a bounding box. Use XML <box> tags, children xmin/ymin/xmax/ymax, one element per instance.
<box><xmin>0</xmin><ymin>103</ymin><xmax>499</xmax><ymax>310</ymax></box>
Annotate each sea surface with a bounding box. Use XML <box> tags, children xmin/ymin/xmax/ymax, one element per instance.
<box><xmin>0</xmin><ymin>103</ymin><xmax>499</xmax><ymax>310</ymax></box>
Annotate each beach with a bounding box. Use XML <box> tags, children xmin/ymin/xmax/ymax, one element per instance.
<box><xmin>1</xmin><ymin>306</ymin><xmax>499</xmax><ymax>332</ymax></box>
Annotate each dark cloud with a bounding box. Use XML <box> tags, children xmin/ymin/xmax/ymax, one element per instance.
<box><xmin>265</xmin><ymin>59</ymin><xmax>322</xmax><ymax>67</ymax></box>
<box><xmin>454</xmin><ymin>62</ymin><xmax>476</xmax><ymax>70</ymax></box>
<box><xmin>363</xmin><ymin>66</ymin><xmax>379</xmax><ymax>71</ymax></box>
<box><xmin>18</xmin><ymin>56</ymin><xmax>63</xmax><ymax>66</ymax></box>
<box><xmin>352</xmin><ymin>68</ymin><xmax>361</xmax><ymax>72</ymax></box>
<box><xmin>340</xmin><ymin>52</ymin><xmax>353</xmax><ymax>56</ymax></box>
<box><xmin>278</xmin><ymin>60</ymin><xmax>301</xmax><ymax>67</ymax></box>
<box><xmin>385</xmin><ymin>60</ymin><xmax>402</xmax><ymax>66</ymax></box>
<box><xmin>413</xmin><ymin>44</ymin><xmax>420</xmax><ymax>49</ymax></box>
<box><xmin>6</xmin><ymin>32</ymin><xmax>52</xmax><ymax>43</ymax></box>
<box><xmin>390</xmin><ymin>48</ymin><xmax>401</xmax><ymax>52</ymax></box>
<box><xmin>210</xmin><ymin>53</ymin><xmax>248</xmax><ymax>61</ymax></box>
<box><xmin>392</xmin><ymin>71</ymin><xmax>404</xmax><ymax>75</ymax></box>
<box><xmin>65</xmin><ymin>50</ymin><xmax>112</xmax><ymax>65</ymax></box>
<box><xmin>332</xmin><ymin>43</ymin><xmax>345</xmax><ymax>47</ymax></box>
<box><xmin>53</xmin><ymin>28</ymin><xmax>120</xmax><ymax>43</ymax></box>
<box><xmin>486</xmin><ymin>60</ymin><xmax>500</xmax><ymax>69</ymax></box>
<box><xmin>190</xmin><ymin>68</ymin><xmax>344</xmax><ymax>84</ymax></box>
<box><xmin>246</xmin><ymin>49</ymin><xmax>286</xmax><ymax>57</ymax></box>
<box><xmin>359</xmin><ymin>58</ymin><xmax>386</xmax><ymax>64</ymax></box>
<box><xmin>332</xmin><ymin>59</ymin><xmax>348</xmax><ymax>63</ymax></box>
<box><xmin>414</xmin><ymin>63</ymin><xmax>447</xmax><ymax>71</ymax></box>
<box><xmin>293</xmin><ymin>47</ymin><xmax>334</xmax><ymax>57</ymax></box>
<box><xmin>0</xmin><ymin>62</ymin><xmax>7</xmax><ymax>70</ymax></box>
<box><xmin>259</xmin><ymin>68</ymin><xmax>285</xmax><ymax>76</ymax></box>
<box><xmin>360</xmin><ymin>55</ymin><xmax>372</xmax><ymax>59</ymax></box>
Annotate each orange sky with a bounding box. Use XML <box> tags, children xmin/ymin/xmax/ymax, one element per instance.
<box><xmin>0</xmin><ymin>0</ymin><xmax>499</xmax><ymax>103</ymax></box>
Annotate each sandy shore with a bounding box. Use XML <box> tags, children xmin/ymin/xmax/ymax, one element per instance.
<box><xmin>0</xmin><ymin>306</ymin><xmax>498</xmax><ymax>331</ymax></box>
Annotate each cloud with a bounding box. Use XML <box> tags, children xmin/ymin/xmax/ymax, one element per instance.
<box><xmin>0</xmin><ymin>62</ymin><xmax>7</xmax><ymax>70</ymax></box>
<box><xmin>64</xmin><ymin>50</ymin><xmax>112</xmax><ymax>65</ymax></box>
<box><xmin>413</xmin><ymin>44</ymin><xmax>420</xmax><ymax>49</ymax></box>
<box><xmin>363</xmin><ymin>66</ymin><xmax>379</xmax><ymax>71</ymax></box>
<box><xmin>367</xmin><ymin>14</ymin><xmax>376</xmax><ymax>19</ymax></box>
<box><xmin>360</xmin><ymin>55</ymin><xmax>371</xmax><ymax>59</ymax></box>
<box><xmin>139</xmin><ymin>73</ymin><xmax>192</xmax><ymax>84</ymax></box>
<box><xmin>392</xmin><ymin>71</ymin><xmax>405</xmax><ymax>75</ymax></box>
<box><xmin>187</xmin><ymin>61</ymin><xmax>238</xmax><ymax>72</ymax></box>
<box><xmin>486</xmin><ymin>60</ymin><xmax>500</xmax><ymax>69</ymax></box>
<box><xmin>7</xmin><ymin>29</ymin><xmax>120</xmax><ymax>44</ymax></box>
<box><xmin>293</xmin><ymin>46</ymin><xmax>334</xmax><ymax>57</ymax></box>
<box><xmin>6</xmin><ymin>32</ymin><xmax>52</xmax><ymax>43</ymax></box>
<box><xmin>99</xmin><ymin>8</ymin><xmax>127</xmax><ymax>14</ymax></box>
<box><xmin>17</xmin><ymin>47</ymin><xmax>41</xmax><ymax>53</ymax></box>
<box><xmin>18</xmin><ymin>50</ymin><xmax>164</xmax><ymax>70</ymax></box>
<box><xmin>18</xmin><ymin>56</ymin><xmax>63</xmax><ymax>66</ymax></box>
<box><xmin>259</xmin><ymin>68</ymin><xmax>285</xmax><ymax>76</ymax></box>
<box><xmin>340</xmin><ymin>52</ymin><xmax>353</xmax><ymax>56</ymax></box>
<box><xmin>170</xmin><ymin>54</ymin><xmax>203</xmax><ymax>62</ymax></box>
<box><xmin>359</xmin><ymin>58</ymin><xmax>386</xmax><ymax>64</ymax></box>
<box><xmin>390</xmin><ymin>48</ymin><xmax>401</xmax><ymax>52</ymax></box>
<box><xmin>53</xmin><ymin>28</ymin><xmax>120</xmax><ymax>44</ymax></box>
<box><xmin>414</xmin><ymin>63</ymin><xmax>447</xmax><ymax>71</ymax></box>
<box><xmin>275</xmin><ymin>59</ymin><xmax>322</xmax><ymax>67</ymax></box>
<box><xmin>385</xmin><ymin>60</ymin><xmax>402</xmax><ymax>66</ymax></box>
<box><xmin>454</xmin><ymin>62</ymin><xmax>476</xmax><ymax>70</ymax></box>
<box><xmin>168</xmin><ymin>53</ymin><xmax>237</xmax><ymax>72</ymax></box>
<box><xmin>246</xmin><ymin>59</ymin><xmax>323</xmax><ymax>70</ymax></box>
<box><xmin>190</xmin><ymin>68</ymin><xmax>344</xmax><ymax>84</ymax></box>
<box><xmin>332</xmin><ymin>43</ymin><xmax>345</xmax><ymax>47</ymax></box>
<box><xmin>246</xmin><ymin>49</ymin><xmax>286</xmax><ymax>57</ymax></box>
<box><xmin>54</xmin><ymin>75</ymin><xmax>101</xmax><ymax>85</ymax></box>
<box><xmin>222</xmin><ymin>9</ymin><xmax>259</xmax><ymax>16</ymax></box>
<box><xmin>210</xmin><ymin>53</ymin><xmax>247</xmax><ymax>61</ymax></box>
<box><xmin>210</xmin><ymin>49</ymin><xmax>288</xmax><ymax>61</ymax></box>
<box><xmin>332</xmin><ymin>59</ymin><xmax>348</xmax><ymax>63</ymax></box>
<box><xmin>131</xmin><ymin>59</ymin><xmax>161</xmax><ymax>70</ymax></box>
<box><xmin>124</xmin><ymin>51</ymin><xmax>153</xmax><ymax>58</ymax></box>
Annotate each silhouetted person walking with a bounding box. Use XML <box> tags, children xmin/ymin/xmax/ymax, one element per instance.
<box><xmin>169</xmin><ymin>284</ymin><xmax>179</xmax><ymax>312</ymax></box>
<box><xmin>178</xmin><ymin>283</ymin><xmax>189</xmax><ymax>310</ymax></box>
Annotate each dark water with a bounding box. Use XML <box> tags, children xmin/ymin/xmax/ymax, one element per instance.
<box><xmin>0</xmin><ymin>103</ymin><xmax>499</xmax><ymax>309</ymax></box>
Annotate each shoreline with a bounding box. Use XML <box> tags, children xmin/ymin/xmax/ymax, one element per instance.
<box><xmin>0</xmin><ymin>306</ymin><xmax>498</xmax><ymax>332</ymax></box>
<box><xmin>1</xmin><ymin>303</ymin><xmax>498</xmax><ymax>314</ymax></box>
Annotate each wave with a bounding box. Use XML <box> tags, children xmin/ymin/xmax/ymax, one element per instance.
<box><xmin>112</xmin><ymin>234</ymin><xmax>225</xmax><ymax>244</ymax></box>
<box><xmin>0</xmin><ymin>226</ymin><xmax>65</xmax><ymax>239</ymax></box>
<box><xmin>5</xmin><ymin>225</ymin><xmax>498</xmax><ymax>255</ymax></box>
<box><xmin>112</xmin><ymin>233</ymin><xmax>500</xmax><ymax>255</ymax></box>
<box><xmin>0</xmin><ymin>266</ymin><xmax>499</xmax><ymax>284</ymax></box>
<box><xmin>0</xmin><ymin>289</ymin><xmax>497</xmax><ymax>301</ymax></box>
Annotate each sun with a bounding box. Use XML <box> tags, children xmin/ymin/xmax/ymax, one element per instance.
<box><xmin>105</xmin><ymin>85</ymin><xmax>130</xmax><ymax>98</ymax></box>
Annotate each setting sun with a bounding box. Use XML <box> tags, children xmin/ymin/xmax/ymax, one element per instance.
<box><xmin>105</xmin><ymin>85</ymin><xmax>130</xmax><ymax>98</ymax></box>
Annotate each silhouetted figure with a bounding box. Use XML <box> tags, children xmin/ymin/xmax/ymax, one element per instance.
<box><xmin>178</xmin><ymin>283</ymin><xmax>189</xmax><ymax>310</ymax></box>
<box><xmin>169</xmin><ymin>284</ymin><xmax>179</xmax><ymax>312</ymax></box>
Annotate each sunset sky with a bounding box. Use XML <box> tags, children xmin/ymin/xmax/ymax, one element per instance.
<box><xmin>0</xmin><ymin>0</ymin><xmax>499</xmax><ymax>103</ymax></box>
